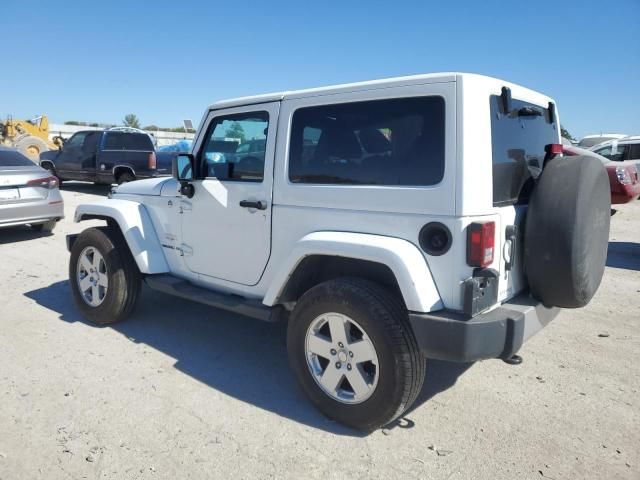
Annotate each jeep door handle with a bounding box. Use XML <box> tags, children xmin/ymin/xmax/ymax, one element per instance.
<box><xmin>239</xmin><ymin>200</ymin><xmax>267</xmax><ymax>210</ymax></box>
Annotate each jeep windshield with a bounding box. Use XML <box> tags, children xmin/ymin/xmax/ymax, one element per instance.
<box><xmin>490</xmin><ymin>94</ymin><xmax>558</xmax><ymax>206</ymax></box>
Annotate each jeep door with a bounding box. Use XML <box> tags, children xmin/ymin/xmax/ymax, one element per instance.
<box><xmin>179</xmin><ymin>102</ymin><xmax>279</xmax><ymax>285</ymax></box>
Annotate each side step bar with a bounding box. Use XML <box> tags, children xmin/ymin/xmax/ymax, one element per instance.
<box><xmin>144</xmin><ymin>274</ymin><xmax>275</xmax><ymax>322</ymax></box>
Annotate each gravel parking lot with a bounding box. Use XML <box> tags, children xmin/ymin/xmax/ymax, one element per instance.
<box><xmin>1</xmin><ymin>184</ymin><xmax>638</xmax><ymax>480</ymax></box>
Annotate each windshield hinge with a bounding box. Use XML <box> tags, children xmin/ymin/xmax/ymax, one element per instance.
<box><xmin>179</xmin><ymin>243</ymin><xmax>193</xmax><ymax>257</ymax></box>
<box><xmin>179</xmin><ymin>201</ymin><xmax>192</xmax><ymax>214</ymax></box>
<box><xmin>501</xmin><ymin>86</ymin><xmax>512</xmax><ymax>114</ymax></box>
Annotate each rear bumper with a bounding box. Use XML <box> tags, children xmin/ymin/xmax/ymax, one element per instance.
<box><xmin>611</xmin><ymin>183</ymin><xmax>640</xmax><ymax>204</ymax></box>
<box><xmin>0</xmin><ymin>196</ymin><xmax>64</xmax><ymax>228</ymax></box>
<box><xmin>408</xmin><ymin>293</ymin><xmax>560</xmax><ymax>362</ymax></box>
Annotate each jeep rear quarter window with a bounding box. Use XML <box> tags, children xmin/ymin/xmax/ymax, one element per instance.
<box><xmin>103</xmin><ymin>132</ymin><xmax>154</xmax><ymax>151</ymax></box>
<box><xmin>490</xmin><ymin>95</ymin><xmax>558</xmax><ymax>206</ymax></box>
<box><xmin>288</xmin><ymin>97</ymin><xmax>445</xmax><ymax>186</ymax></box>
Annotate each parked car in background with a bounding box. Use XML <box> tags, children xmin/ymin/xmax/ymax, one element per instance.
<box><xmin>39</xmin><ymin>129</ymin><xmax>157</xmax><ymax>185</ymax></box>
<box><xmin>578</xmin><ymin>133</ymin><xmax>627</xmax><ymax>149</ymax></box>
<box><xmin>155</xmin><ymin>140</ymin><xmax>192</xmax><ymax>176</ymax></box>
<box><xmin>563</xmin><ymin>145</ymin><xmax>640</xmax><ymax>204</ymax></box>
<box><xmin>157</xmin><ymin>140</ymin><xmax>192</xmax><ymax>153</ymax></box>
<box><xmin>590</xmin><ymin>136</ymin><xmax>640</xmax><ymax>171</ymax></box>
<box><xmin>0</xmin><ymin>146</ymin><xmax>63</xmax><ymax>232</ymax></box>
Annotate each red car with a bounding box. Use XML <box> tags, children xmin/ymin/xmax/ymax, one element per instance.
<box><xmin>563</xmin><ymin>145</ymin><xmax>640</xmax><ymax>204</ymax></box>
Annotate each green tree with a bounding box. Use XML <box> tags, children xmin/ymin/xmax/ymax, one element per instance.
<box><xmin>560</xmin><ymin>125</ymin><xmax>573</xmax><ymax>141</ymax></box>
<box><xmin>142</xmin><ymin>125</ymin><xmax>160</xmax><ymax>131</ymax></box>
<box><xmin>123</xmin><ymin>114</ymin><xmax>141</xmax><ymax>129</ymax></box>
<box><xmin>225</xmin><ymin>122</ymin><xmax>245</xmax><ymax>141</ymax></box>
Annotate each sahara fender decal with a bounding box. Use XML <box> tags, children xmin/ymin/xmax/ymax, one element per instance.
<box><xmin>74</xmin><ymin>199</ymin><xmax>169</xmax><ymax>274</ymax></box>
<box><xmin>263</xmin><ymin>231</ymin><xmax>443</xmax><ymax>313</ymax></box>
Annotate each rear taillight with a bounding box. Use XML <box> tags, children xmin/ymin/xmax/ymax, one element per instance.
<box><xmin>467</xmin><ymin>222</ymin><xmax>495</xmax><ymax>268</ymax></box>
<box><xmin>148</xmin><ymin>152</ymin><xmax>157</xmax><ymax>170</ymax></box>
<box><xmin>544</xmin><ymin>143</ymin><xmax>563</xmax><ymax>165</ymax></box>
<box><xmin>616</xmin><ymin>166</ymin><xmax>633</xmax><ymax>185</ymax></box>
<box><xmin>546</xmin><ymin>143</ymin><xmax>563</xmax><ymax>155</ymax></box>
<box><xmin>27</xmin><ymin>176</ymin><xmax>59</xmax><ymax>189</ymax></box>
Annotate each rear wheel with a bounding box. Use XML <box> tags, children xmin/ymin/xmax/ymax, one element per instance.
<box><xmin>30</xmin><ymin>219</ymin><xmax>57</xmax><ymax>233</ymax></box>
<box><xmin>69</xmin><ymin>227</ymin><xmax>141</xmax><ymax>324</ymax></box>
<box><xmin>287</xmin><ymin>277</ymin><xmax>425</xmax><ymax>430</ymax></box>
<box><xmin>116</xmin><ymin>171</ymin><xmax>135</xmax><ymax>184</ymax></box>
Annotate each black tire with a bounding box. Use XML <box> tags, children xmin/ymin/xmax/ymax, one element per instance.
<box><xmin>69</xmin><ymin>226</ymin><xmax>141</xmax><ymax>324</ymax></box>
<box><xmin>31</xmin><ymin>219</ymin><xmax>57</xmax><ymax>233</ymax></box>
<box><xmin>116</xmin><ymin>171</ymin><xmax>135</xmax><ymax>184</ymax></box>
<box><xmin>524</xmin><ymin>155</ymin><xmax>610</xmax><ymax>308</ymax></box>
<box><xmin>287</xmin><ymin>277</ymin><xmax>425</xmax><ymax>431</ymax></box>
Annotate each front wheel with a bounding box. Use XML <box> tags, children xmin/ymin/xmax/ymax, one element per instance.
<box><xmin>69</xmin><ymin>227</ymin><xmax>141</xmax><ymax>324</ymax></box>
<box><xmin>287</xmin><ymin>277</ymin><xmax>425</xmax><ymax>430</ymax></box>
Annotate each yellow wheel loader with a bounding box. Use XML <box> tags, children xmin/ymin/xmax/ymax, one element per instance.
<box><xmin>0</xmin><ymin>115</ymin><xmax>63</xmax><ymax>161</ymax></box>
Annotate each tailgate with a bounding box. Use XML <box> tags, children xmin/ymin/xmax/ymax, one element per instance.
<box><xmin>489</xmin><ymin>92</ymin><xmax>560</xmax><ymax>303</ymax></box>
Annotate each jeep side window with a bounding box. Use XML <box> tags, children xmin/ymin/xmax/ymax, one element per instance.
<box><xmin>288</xmin><ymin>97</ymin><xmax>445</xmax><ymax>186</ymax></box>
<box><xmin>199</xmin><ymin>112</ymin><xmax>269</xmax><ymax>182</ymax></box>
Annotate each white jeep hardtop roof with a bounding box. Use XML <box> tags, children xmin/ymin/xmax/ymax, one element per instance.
<box><xmin>207</xmin><ymin>72</ymin><xmax>548</xmax><ymax>110</ymax></box>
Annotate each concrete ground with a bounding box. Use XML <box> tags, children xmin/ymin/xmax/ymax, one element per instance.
<box><xmin>1</xmin><ymin>184</ymin><xmax>638</xmax><ymax>480</ymax></box>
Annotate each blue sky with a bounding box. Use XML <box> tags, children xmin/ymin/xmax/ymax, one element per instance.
<box><xmin>1</xmin><ymin>0</ymin><xmax>638</xmax><ymax>139</ymax></box>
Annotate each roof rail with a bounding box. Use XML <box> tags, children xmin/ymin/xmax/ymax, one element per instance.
<box><xmin>107</xmin><ymin>126</ymin><xmax>156</xmax><ymax>145</ymax></box>
<box><xmin>108</xmin><ymin>126</ymin><xmax>148</xmax><ymax>135</ymax></box>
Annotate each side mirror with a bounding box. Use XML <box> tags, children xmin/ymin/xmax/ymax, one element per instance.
<box><xmin>173</xmin><ymin>154</ymin><xmax>195</xmax><ymax>198</ymax></box>
<box><xmin>172</xmin><ymin>154</ymin><xmax>194</xmax><ymax>181</ymax></box>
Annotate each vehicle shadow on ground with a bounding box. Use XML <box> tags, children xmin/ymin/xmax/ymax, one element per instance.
<box><xmin>25</xmin><ymin>280</ymin><xmax>472</xmax><ymax>436</ymax></box>
<box><xmin>60</xmin><ymin>182</ymin><xmax>112</xmax><ymax>196</ymax></box>
<box><xmin>606</xmin><ymin>242</ymin><xmax>640</xmax><ymax>271</ymax></box>
<box><xmin>0</xmin><ymin>225</ymin><xmax>53</xmax><ymax>245</ymax></box>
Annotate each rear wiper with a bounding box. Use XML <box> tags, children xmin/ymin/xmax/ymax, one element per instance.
<box><xmin>517</xmin><ymin>107</ymin><xmax>543</xmax><ymax>117</ymax></box>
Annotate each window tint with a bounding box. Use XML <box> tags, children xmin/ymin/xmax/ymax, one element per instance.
<box><xmin>490</xmin><ymin>95</ymin><xmax>558</xmax><ymax>206</ymax></box>
<box><xmin>629</xmin><ymin>143</ymin><xmax>640</xmax><ymax>160</ymax></box>
<box><xmin>65</xmin><ymin>132</ymin><xmax>89</xmax><ymax>149</ymax></box>
<box><xmin>289</xmin><ymin>97</ymin><xmax>445</xmax><ymax>186</ymax></box>
<box><xmin>82</xmin><ymin>132</ymin><xmax>101</xmax><ymax>154</ymax></box>
<box><xmin>0</xmin><ymin>149</ymin><xmax>34</xmax><ymax>166</ymax></box>
<box><xmin>104</xmin><ymin>132</ymin><xmax>153</xmax><ymax>151</ymax></box>
<box><xmin>200</xmin><ymin>112</ymin><xmax>269</xmax><ymax>182</ymax></box>
<box><xmin>594</xmin><ymin>143</ymin><xmax>630</xmax><ymax>162</ymax></box>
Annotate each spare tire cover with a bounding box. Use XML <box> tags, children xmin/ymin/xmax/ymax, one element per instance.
<box><xmin>524</xmin><ymin>155</ymin><xmax>610</xmax><ymax>308</ymax></box>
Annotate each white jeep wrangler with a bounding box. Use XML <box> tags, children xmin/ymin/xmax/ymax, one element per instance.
<box><xmin>67</xmin><ymin>73</ymin><xmax>611</xmax><ymax>430</ymax></box>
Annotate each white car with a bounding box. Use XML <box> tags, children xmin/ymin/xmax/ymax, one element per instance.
<box><xmin>590</xmin><ymin>136</ymin><xmax>640</xmax><ymax>171</ymax></box>
<box><xmin>66</xmin><ymin>73</ymin><xmax>611</xmax><ymax>430</ymax></box>
<box><xmin>0</xmin><ymin>146</ymin><xmax>64</xmax><ymax>231</ymax></box>
<box><xmin>578</xmin><ymin>133</ymin><xmax>627</xmax><ymax>148</ymax></box>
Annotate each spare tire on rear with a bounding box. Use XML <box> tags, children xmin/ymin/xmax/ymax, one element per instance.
<box><xmin>524</xmin><ymin>155</ymin><xmax>610</xmax><ymax>308</ymax></box>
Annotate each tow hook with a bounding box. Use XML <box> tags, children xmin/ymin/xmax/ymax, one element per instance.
<box><xmin>503</xmin><ymin>354</ymin><xmax>523</xmax><ymax>365</ymax></box>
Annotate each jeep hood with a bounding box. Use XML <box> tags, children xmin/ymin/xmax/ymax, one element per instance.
<box><xmin>113</xmin><ymin>176</ymin><xmax>176</xmax><ymax>196</ymax></box>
